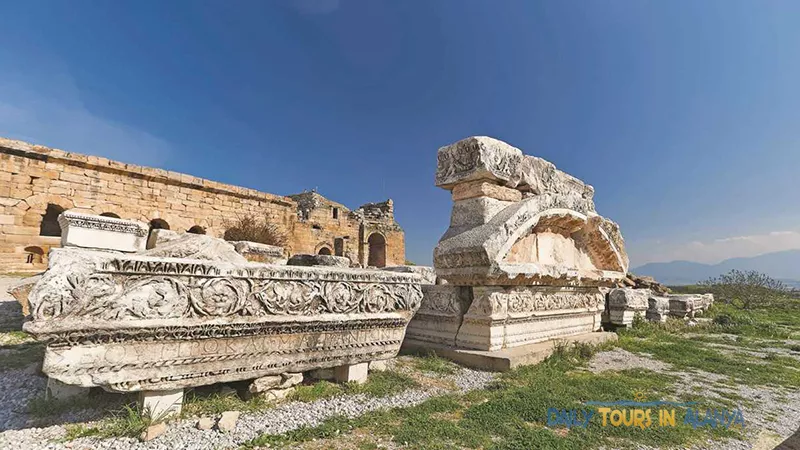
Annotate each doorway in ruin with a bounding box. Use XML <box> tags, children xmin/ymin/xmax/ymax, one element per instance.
<box><xmin>367</xmin><ymin>233</ymin><xmax>386</xmax><ymax>268</ymax></box>
<box><xmin>318</xmin><ymin>246</ymin><xmax>332</xmax><ymax>255</ymax></box>
<box><xmin>334</xmin><ymin>238</ymin><xmax>344</xmax><ymax>257</ymax></box>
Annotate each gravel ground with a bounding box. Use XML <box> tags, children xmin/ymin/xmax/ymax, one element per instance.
<box><xmin>589</xmin><ymin>347</ymin><xmax>800</xmax><ymax>450</ymax></box>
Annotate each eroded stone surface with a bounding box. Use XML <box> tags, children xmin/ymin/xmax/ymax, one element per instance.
<box><xmin>381</xmin><ymin>265</ymin><xmax>436</xmax><ymax>285</ymax></box>
<box><xmin>143</xmin><ymin>233</ymin><xmax>247</xmax><ymax>263</ymax></box>
<box><xmin>232</xmin><ymin>241</ymin><xmax>286</xmax><ymax>264</ymax></box>
<box><xmin>287</xmin><ymin>254</ymin><xmax>350</xmax><ymax>267</ymax></box>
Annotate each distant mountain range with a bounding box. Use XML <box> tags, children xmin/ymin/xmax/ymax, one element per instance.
<box><xmin>633</xmin><ymin>249</ymin><xmax>800</xmax><ymax>287</ymax></box>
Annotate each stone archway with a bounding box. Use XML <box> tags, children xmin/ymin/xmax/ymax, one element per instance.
<box><xmin>187</xmin><ymin>225</ymin><xmax>206</xmax><ymax>235</ymax></box>
<box><xmin>318</xmin><ymin>247</ymin><xmax>332</xmax><ymax>255</ymax></box>
<box><xmin>367</xmin><ymin>233</ymin><xmax>386</xmax><ymax>268</ymax></box>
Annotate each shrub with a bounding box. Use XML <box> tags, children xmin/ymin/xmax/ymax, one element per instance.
<box><xmin>701</xmin><ymin>269</ymin><xmax>787</xmax><ymax>310</ymax></box>
<box><xmin>222</xmin><ymin>214</ymin><xmax>286</xmax><ymax>247</ymax></box>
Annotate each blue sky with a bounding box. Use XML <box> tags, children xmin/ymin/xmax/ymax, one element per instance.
<box><xmin>2</xmin><ymin>0</ymin><xmax>800</xmax><ymax>266</ymax></box>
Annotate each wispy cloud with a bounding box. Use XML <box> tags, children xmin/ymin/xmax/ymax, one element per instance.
<box><xmin>0</xmin><ymin>70</ymin><xmax>171</xmax><ymax>167</ymax></box>
<box><xmin>629</xmin><ymin>230</ymin><xmax>800</xmax><ymax>266</ymax></box>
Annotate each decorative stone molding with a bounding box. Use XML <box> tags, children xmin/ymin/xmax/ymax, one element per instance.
<box><xmin>435</xmin><ymin>136</ymin><xmax>524</xmax><ymax>190</ymax></box>
<box><xmin>232</xmin><ymin>241</ymin><xmax>286</xmax><ymax>264</ymax></box>
<box><xmin>24</xmin><ymin>247</ymin><xmax>422</xmax><ymax>392</ymax></box>
<box><xmin>646</xmin><ymin>296</ymin><xmax>670</xmax><ymax>323</ymax></box>
<box><xmin>58</xmin><ymin>210</ymin><xmax>148</xmax><ymax>252</ymax></box>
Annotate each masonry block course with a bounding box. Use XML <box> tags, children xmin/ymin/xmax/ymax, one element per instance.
<box><xmin>0</xmin><ymin>137</ymin><xmax>405</xmax><ymax>272</ymax></box>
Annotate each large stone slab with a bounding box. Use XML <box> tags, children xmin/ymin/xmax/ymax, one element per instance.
<box><xmin>24</xmin><ymin>247</ymin><xmax>422</xmax><ymax>392</ymax></box>
<box><xmin>59</xmin><ymin>210</ymin><xmax>148</xmax><ymax>252</ymax></box>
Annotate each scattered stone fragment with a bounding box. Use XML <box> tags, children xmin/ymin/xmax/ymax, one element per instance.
<box><xmin>139</xmin><ymin>422</ymin><xmax>167</xmax><ymax>441</ymax></box>
<box><xmin>196</xmin><ymin>417</ymin><xmax>214</xmax><ymax>430</ymax></box>
<box><xmin>369</xmin><ymin>360</ymin><xmax>388</xmax><ymax>372</ymax></box>
<box><xmin>264</xmin><ymin>387</ymin><xmax>295</xmax><ymax>401</ymax></box>
<box><xmin>216</xmin><ymin>410</ymin><xmax>240</xmax><ymax>433</ymax></box>
<box><xmin>248</xmin><ymin>375</ymin><xmax>282</xmax><ymax>394</ymax></box>
<box><xmin>279</xmin><ymin>372</ymin><xmax>303</xmax><ymax>388</ymax></box>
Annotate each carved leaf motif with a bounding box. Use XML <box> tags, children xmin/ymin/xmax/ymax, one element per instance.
<box><xmin>112</xmin><ymin>277</ymin><xmax>190</xmax><ymax>320</ymax></box>
<box><xmin>362</xmin><ymin>284</ymin><xmax>391</xmax><ymax>313</ymax></box>
<box><xmin>251</xmin><ymin>280</ymin><xmax>321</xmax><ymax>315</ymax></box>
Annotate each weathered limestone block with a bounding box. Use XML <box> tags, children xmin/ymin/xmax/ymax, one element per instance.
<box><xmin>58</xmin><ymin>210</ymin><xmax>148</xmax><ymax>252</ymax></box>
<box><xmin>646</xmin><ymin>296</ymin><xmax>670</xmax><ymax>323</ymax></box>
<box><xmin>667</xmin><ymin>294</ymin><xmax>699</xmax><ymax>319</ymax></box>
<box><xmin>23</xmin><ymin>247</ymin><xmax>422</xmax><ymax>394</ymax></box>
<box><xmin>46</xmin><ymin>377</ymin><xmax>89</xmax><ymax>400</ymax></box>
<box><xmin>435</xmin><ymin>136</ymin><xmax>524</xmax><ymax>190</ymax></box>
<box><xmin>146</xmin><ymin>229</ymin><xmax>180</xmax><ymax>250</ymax></box>
<box><xmin>404</xmin><ymin>285</ymin><xmax>471</xmax><ymax>347</ymax></box>
<box><xmin>607</xmin><ymin>288</ymin><xmax>649</xmax><ymax>327</ymax></box>
<box><xmin>232</xmin><ymin>241</ymin><xmax>286</xmax><ymax>264</ymax></box>
<box><xmin>143</xmin><ymin>233</ymin><xmax>247</xmax><ymax>263</ymax></box>
<box><xmin>140</xmin><ymin>389</ymin><xmax>183</xmax><ymax>419</ymax></box>
<box><xmin>382</xmin><ymin>265</ymin><xmax>437</xmax><ymax>285</ymax></box>
<box><xmin>287</xmin><ymin>254</ymin><xmax>350</xmax><ymax>268</ymax></box>
<box><xmin>334</xmin><ymin>362</ymin><xmax>369</xmax><ymax>384</ymax></box>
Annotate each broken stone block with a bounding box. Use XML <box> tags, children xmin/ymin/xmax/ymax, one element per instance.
<box><xmin>451</xmin><ymin>181</ymin><xmax>523</xmax><ymax>202</ymax></box>
<box><xmin>264</xmin><ymin>387</ymin><xmax>295</xmax><ymax>401</ymax></box>
<box><xmin>607</xmin><ymin>288</ymin><xmax>650</xmax><ymax>327</ymax></box>
<box><xmin>279</xmin><ymin>372</ymin><xmax>303</xmax><ymax>388</ymax></box>
<box><xmin>381</xmin><ymin>265</ymin><xmax>437</xmax><ymax>285</ymax></box>
<box><xmin>231</xmin><ymin>241</ymin><xmax>286</xmax><ymax>264</ymax></box>
<box><xmin>145</xmin><ymin>228</ymin><xmax>180</xmax><ymax>250</ymax></box>
<box><xmin>143</xmin><ymin>233</ymin><xmax>247</xmax><ymax>263</ymax></box>
<box><xmin>217</xmin><ymin>411</ymin><xmax>240</xmax><ymax>433</ymax></box>
<box><xmin>287</xmin><ymin>254</ymin><xmax>350</xmax><ymax>267</ymax></box>
<box><xmin>58</xmin><ymin>210</ymin><xmax>149</xmax><ymax>253</ymax></box>
<box><xmin>435</xmin><ymin>136</ymin><xmax>524</xmax><ymax>190</ymax></box>
<box><xmin>140</xmin><ymin>422</ymin><xmax>167</xmax><ymax>442</ymax></box>
<box><xmin>196</xmin><ymin>417</ymin><xmax>214</xmax><ymax>430</ymax></box>
<box><xmin>668</xmin><ymin>294</ymin><xmax>699</xmax><ymax>319</ymax></box>
<box><xmin>140</xmin><ymin>389</ymin><xmax>183</xmax><ymax>420</ymax></box>
<box><xmin>248</xmin><ymin>375</ymin><xmax>283</xmax><ymax>394</ymax></box>
<box><xmin>334</xmin><ymin>362</ymin><xmax>369</xmax><ymax>384</ymax></box>
<box><xmin>646</xmin><ymin>296</ymin><xmax>670</xmax><ymax>323</ymax></box>
<box><xmin>369</xmin><ymin>360</ymin><xmax>388</xmax><ymax>372</ymax></box>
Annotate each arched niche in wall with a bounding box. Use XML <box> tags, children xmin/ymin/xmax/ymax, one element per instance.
<box><xmin>367</xmin><ymin>232</ymin><xmax>387</xmax><ymax>268</ymax></box>
<box><xmin>100</xmin><ymin>212</ymin><xmax>121</xmax><ymax>218</ymax></box>
<box><xmin>40</xmin><ymin>204</ymin><xmax>65</xmax><ymax>237</ymax></box>
<box><xmin>187</xmin><ymin>225</ymin><xmax>206</xmax><ymax>235</ymax></box>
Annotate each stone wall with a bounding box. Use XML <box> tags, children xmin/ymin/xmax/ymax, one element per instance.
<box><xmin>0</xmin><ymin>137</ymin><xmax>405</xmax><ymax>272</ymax></box>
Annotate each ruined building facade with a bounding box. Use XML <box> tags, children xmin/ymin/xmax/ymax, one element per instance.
<box><xmin>0</xmin><ymin>137</ymin><xmax>405</xmax><ymax>272</ymax></box>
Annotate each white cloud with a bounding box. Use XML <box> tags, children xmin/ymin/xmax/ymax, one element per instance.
<box><xmin>629</xmin><ymin>230</ymin><xmax>800</xmax><ymax>266</ymax></box>
<box><xmin>0</xmin><ymin>72</ymin><xmax>172</xmax><ymax>168</ymax></box>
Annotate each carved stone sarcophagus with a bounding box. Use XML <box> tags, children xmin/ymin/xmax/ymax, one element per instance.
<box><xmin>24</xmin><ymin>247</ymin><xmax>422</xmax><ymax>393</ymax></box>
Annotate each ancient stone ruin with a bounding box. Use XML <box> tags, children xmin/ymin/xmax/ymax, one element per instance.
<box><xmin>23</xmin><ymin>211</ymin><xmax>422</xmax><ymax>418</ymax></box>
<box><xmin>404</xmin><ymin>136</ymin><xmax>628</xmax><ymax>367</ymax></box>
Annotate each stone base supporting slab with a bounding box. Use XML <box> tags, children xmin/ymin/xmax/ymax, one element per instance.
<box><xmin>46</xmin><ymin>377</ymin><xmax>89</xmax><ymax>401</ymax></box>
<box><xmin>334</xmin><ymin>362</ymin><xmax>369</xmax><ymax>384</ymax></box>
<box><xmin>140</xmin><ymin>389</ymin><xmax>184</xmax><ymax>420</ymax></box>
<box><xmin>402</xmin><ymin>331</ymin><xmax>617</xmax><ymax>372</ymax></box>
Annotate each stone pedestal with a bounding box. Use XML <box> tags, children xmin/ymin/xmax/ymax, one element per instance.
<box><xmin>334</xmin><ymin>362</ymin><xmax>369</xmax><ymax>384</ymax></box>
<box><xmin>46</xmin><ymin>377</ymin><xmax>89</xmax><ymax>401</ymax></box>
<box><xmin>140</xmin><ymin>389</ymin><xmax>183</xmax><ymax>419</ymax></box>
<box><xmin>58</xmin><ymin>210</ymin><xmax>148</xmax><ymax>252</ymax></box>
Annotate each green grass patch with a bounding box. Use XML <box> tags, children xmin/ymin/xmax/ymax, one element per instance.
<box><xmin>410</xmin><ymin>351</ymin><xmax>459</xmax><ymax>375</ymax></box>
<box><xmin>182</xmin><ymin>390</ymin><xmax>274</xmax><ymax>417</ymax></box>
<box><xmin>61</xmin><ymin>404</ymin><xmax>156</xmax><ymax>440</ymax></box>
<box><xmin>291</xmin><ymin>370</ymin><xmax>419</xmax><ymax>403</ymax></box>
<box><xmin>246</xmin><ymin>345</ymin><xmax>741</xmax><ymax>450</ymax></box>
